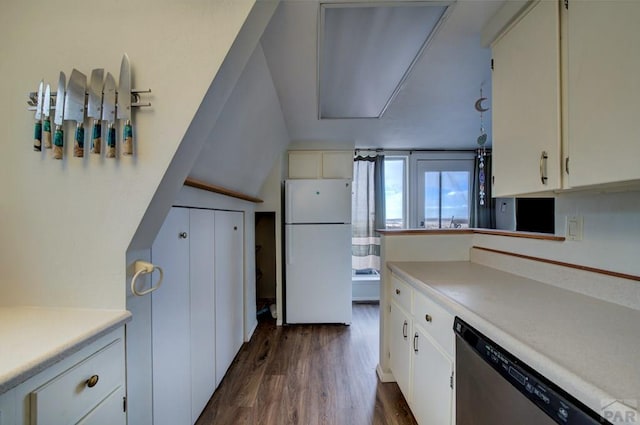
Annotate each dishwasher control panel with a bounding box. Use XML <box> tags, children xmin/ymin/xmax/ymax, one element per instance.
<box><xmin>454</xmin><ymin>317</ymin><xmax>612</xmax><ymax>425</ymax></box>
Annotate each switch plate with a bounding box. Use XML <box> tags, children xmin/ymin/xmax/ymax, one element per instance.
<box><xmin>566</xmin><ymin>216</ymin><xmax>583</xmax><ymax>241</ymax></box>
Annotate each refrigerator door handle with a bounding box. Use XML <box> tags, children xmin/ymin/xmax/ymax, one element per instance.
<box><xmin>286</xmin><ymin>228</ymin><xmax>293</xmax><ymax>265</ymax></box>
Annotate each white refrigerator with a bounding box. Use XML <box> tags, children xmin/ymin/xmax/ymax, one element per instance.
<box><xmin>285</xmin><ymin>179</ymin><xmax>352</xmax><ymax>324</ymax></box>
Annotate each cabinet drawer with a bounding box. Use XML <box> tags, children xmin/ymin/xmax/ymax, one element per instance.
<box><xmin>30</xmin><ymin>337</ymin><xmax>124</xmax><ymax>425</ymax></box>
<box><xmin>413</xmin><ymin>291</ymin><xmax>454</xmax><ymax>357</ymax></box>
<box><xmin>76</xmin><ymin>386</ymin><xmax>125</xmax><ymax>425</ymax></box>
<box><xmin>391</xmin><ymin>274</ymin><xmax>412</xmax><ymax>312</ymax></box>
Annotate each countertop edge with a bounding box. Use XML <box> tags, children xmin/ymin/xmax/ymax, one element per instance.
<box><xmin>387</xmin><ymin>262</ymin><xmax>637</xmax><ymax>418</ymax></box>
<box><xmin>0</xmin><ymin>310</ymin><xmax>132</xmax><ymax>394</ymax></box>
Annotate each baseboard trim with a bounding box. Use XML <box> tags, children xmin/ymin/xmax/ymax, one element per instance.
<box><xmin>376</xmin><ymin>364</ymin><xmax>395</xmax><ymax>383</ymax></box>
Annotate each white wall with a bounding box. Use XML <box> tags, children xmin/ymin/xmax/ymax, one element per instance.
<box><xmin>474</xmin><ymin>189</ymin><xmax>640</xmax><ymax>276</ymax></box>
<box><xmin>0</xmin><ymin>0</ymin><xmax>256</xmax><ymax>309</ymax></box>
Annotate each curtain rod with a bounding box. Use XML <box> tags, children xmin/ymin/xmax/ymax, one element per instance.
<box><xmin>354</xmin><ymin>148</ymin><xmax>491</xmax><ymax>154</ymax></box>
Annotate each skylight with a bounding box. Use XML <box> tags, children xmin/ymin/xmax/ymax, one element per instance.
<box><xmin>318</xmin><ymin>2</ymin><xmax>451</xmax><ymax>119</ymax></box>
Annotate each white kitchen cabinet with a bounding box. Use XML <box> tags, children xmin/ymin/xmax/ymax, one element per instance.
<box><xmin>389</xmin><ymin>302</ymin><xmax>412</xmax><ymax>400</ymax></box>
<box><xmin>388</xmin><ymin>273</ymin><xmax>455</xmax><ymax>425</ymax></box>
<box><xmin>214</xmin><ymin>210</ymin><xmax>245</xmax><ymax>387</ymax></box>
<box><xmin>491</xmin><ymin>0</ymin><xmax>561</xmax><ymax>197</ymax></box>
<box><xmin>566</xmin><ymin>1</ymin><xmax>640</xmax><ymax>188</ymax></box>
<box><xmin>411</xmin><ymin>326</ymin><xmax>453</xmax><ymax>425</ymax></box>
<box><xmin>11</xmin><ymin>328</ymin><xmax>125</xmax><ymax>425</ymax></box>
<box><xmin>151</xmin><ymin>207</ymin><xmax>244</xmax><ymax>424</ymax></box>
<box><xmin>288</xmin><ymin>150</ymin><xmax>353</xmax><ymax>179</ymax></box>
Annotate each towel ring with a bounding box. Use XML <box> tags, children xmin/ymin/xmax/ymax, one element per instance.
<box><xmin>131</xmin><ymin>260</ymin><xmax>164</xmax><ymax>297</ymax></box>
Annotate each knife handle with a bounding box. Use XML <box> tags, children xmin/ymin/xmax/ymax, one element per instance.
<box><xmin>53</xmin><ymin>125</ymin><xmax>64</xmax><ymax>160</ymax></box>
<box><xmin>122</xmin><ymin>120</ymin><xmax>133</xmax><ymax>155</ymax></box>
<box><xmin>106</xmin><ymin>124</ymin><xmax>116</xmax><ymax>158</ymax></box>
<box><xmin>33</xmin><ymin>121</ymin><xmax>42</xmax><ymax>151</ymax></box>
<box><xmin>73</xmin><ymin>123</ymin><xmax>85</xmax><ymax>158</ymax></box>
<box><xmin>43</xmin><ymin>118</ymin><xmax>52</xmax><ymax>149</ymax></box>
<box><xmin>91</xmin><ymin>120</ymin><xmax>102</xmax><ymax>154</ymax></box>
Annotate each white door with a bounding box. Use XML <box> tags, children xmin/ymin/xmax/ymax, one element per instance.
<box><xmin>189</xmin><ymin>209</ymin><xmax>216</xmax><ymax>419</ymax></box>
<box><xmin>151</xmin><ymin>207</ymin><xmax>191</xmax><ymax>425</ymax></box>
<box><xmin>389</xmin><ymin>302</ymin><xmax>412</xmax><ymax>400</ymax></box>
<box><xmin>214</xmin><ymin>210</ymin><xmax>244</xmax><ymax>386</ymax></box>
<box><xmin>285</xmin><ymin>179</ymin><xmax>352</xmax><ymax>224</ymax></box>
<box><xmin>285</xmin><ymin>223</ymin><xmax>352</xmax><ymax>324</ymax></box>
<box><xmin>411</xmin><ymin>326</ymin><xmax>453</xmax><ymax>425</ymax></box>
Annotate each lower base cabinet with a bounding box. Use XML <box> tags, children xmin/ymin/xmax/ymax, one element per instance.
<box><xmin>388</xmin><ymin>272</ymin><xmax>454</xmax><ymax>425</ymax></box>
<box><xmin>411</xmin><ymin>325</ymin><xmax>453</xmax><ymax>425</ymax></box>
<box><xmin>7</xmin><ymin>328</ymin><xmax>126</xmax><ymax>425</ymax></box>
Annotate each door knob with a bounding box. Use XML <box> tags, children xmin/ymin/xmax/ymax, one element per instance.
<box><xmin>179</xmin><ymin>232</ymin><xmax>188</xmax><ymax>239</ymax></box>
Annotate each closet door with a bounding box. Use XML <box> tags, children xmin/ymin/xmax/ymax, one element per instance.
<box><xmin>189</xmin><ymin>209</ymin><xmax>216</xmax><ymax>420</ymax></box>
<box><xmin>151</xmin><ymin>207</ymin><xmax>191</xmax><ymax>425</ymax></box>
<box><xmin>214</xmin><ymin>210</ymin><xmax>244</xmax><ymax>386</ymax></box>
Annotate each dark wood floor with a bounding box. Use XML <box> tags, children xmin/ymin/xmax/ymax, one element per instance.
<box><xmin>195</xmin><ymin>303</ymin><xmax>417</xmax><ymax>425</ymax></box>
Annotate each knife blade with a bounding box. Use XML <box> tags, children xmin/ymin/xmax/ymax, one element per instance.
<box><xmin>102</xmin><ymin>73</ymin><xmax>117</xmax><ymax>158</ymax></box>
<box><xmin>42</xmin><ymin>84</ymin><xmax>52</xmax><ymax>149</ymax></box>
<box><xmin>33</xmin><ymin>80</ymin><xmax>43</xmax><ymax>151</ymax></box>
<box><xmin>64</xmin><ymin>69</ymin><xmax>87</xmax><ymax>158</ymax></box>
<box><xmin>53</xmin><ymin>72</ymin><xmax>66</xmax><ymax>160</ymax></box>
<box><xmin>117</xmin><ymin>53</ymin><xmax>132</xmax><ymax>155</ymax></box>
<box><xmin>88</xmin><ymin>69</ymin><xmax>104</xmax><ymax>154</ymax></box>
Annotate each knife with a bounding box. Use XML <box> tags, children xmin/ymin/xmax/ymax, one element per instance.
<box><xmin>117</xmin><ymin>53</ymin><xmax>133</xmax><ymax>155</ymax></box>
<box><xmin>42</xmin><ymin>84</ymin><xmax>52</xmax><ymax>149</ymax></box>
<box><xmin>64</xmin><ymin>69</ymin><xmax>87</xmax><ymax>158</ymax></box>
<box><xmin>88</xmin><ymin>69</ymin><xmax>104</xmax><ymax>154</ymax></box>
<box><xmin>102</xmin><ymin>73</ymin><xmax>117</xmax><ymax>158</ymax></box>
<box><xmin>53</xmin><ymin>72</ymin><xmax>66</xmax><ymax>160</ymax></box>
<box><xmin>33</xmin><ymin>80</ymin><xmax>43</xmax><ymax>151</ymax></box>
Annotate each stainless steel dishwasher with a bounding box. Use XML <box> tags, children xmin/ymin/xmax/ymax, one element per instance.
<box><xmin>453</xmin><ymin>317</ymin><xmax>612</xmax><ymax>425</ymax></box>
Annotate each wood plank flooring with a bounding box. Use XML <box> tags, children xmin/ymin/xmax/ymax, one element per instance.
<box><xmin>195</xmin><ymin>303</ymin><xmax>417</xmax><ymax>425</ymax></box>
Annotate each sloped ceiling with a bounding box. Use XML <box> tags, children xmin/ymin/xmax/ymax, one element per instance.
<box><xmin>260</xmin><ymin>0</ymin><xmax>504</xmax><ymax>150</ymax></box>
<box><xmin>189</xmin><ymin>43</ymin><xmax>290</xmax><ymax>196</ymax></box>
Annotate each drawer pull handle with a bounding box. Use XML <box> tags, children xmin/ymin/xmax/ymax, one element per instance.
<box><xmin>425</xmin><ymin>314</ymin><xmax>433</xmax><ymax>323</ymax></box>
<box><xmin>413</xmin><ymin>333</ymin><xmax>419</xmax><ymax>353</ymax></box>
<box><xmin>402</xmin><ymin>320</ymin><xmax>408</xmax><ymax>339</ymax></box>
<box><xmin>395</xmin><ymin>289</ymin><xmax>401</xmax><ymax>295</ymax></box>
<box><xmin>86</xmin><ymin>375</ymin><xmax>99</xmax><ymax>388</ymax></box>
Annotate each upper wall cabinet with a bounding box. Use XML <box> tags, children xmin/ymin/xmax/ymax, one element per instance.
<box><xmin>490</xmin><ymin>0</ymin><xmax>640</xmax><ymax>196</ymax></box>
<box><xmin>288</xmin><ymin>150</ymin><xmax>353</xmax><ymax>179</ymax></box>
<box><xmin>565</xmin><ymin>1</ymin><xmax>640</xmax><ymax>188</ymax></box>
<box><xmin>491</xmin><ymin>0</ymin><xmax>561</xmax><ymax>197</ymax></box>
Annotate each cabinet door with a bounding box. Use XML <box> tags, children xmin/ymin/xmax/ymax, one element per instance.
<box><xmin>411</xmin><ymin>326</ymin><xmax>453</xmax><ymax>425</ymax></box>
<box><xmin>189</xmin><ymin>209</ymin><xmax>216</xmax><ymax>420</ymax></box>
<box><xmin>322</xmin><ymin>151</ymin><xmax>353</xmax><ymax>179</ymax></box>
<box><xmin>492</xmin><ymin>0</ymin><xmax>561</xmax><ymax>196</ymax></box>
<box><xmin>389</xmin><ymin>302</ymin><xmax>412</xmax><ymax>400</ymax></box>
<box><xmin>288</xmin><ymin>151</ymin><xmax>322</xmax><ymax>178</ymax></box>
<box><xmin>567</xmin><ymin>1</ymin><xmax>640</xmax><ymax>187</ymax></box>
<box><xmin>151</xmin><ymin>207</ymin><xmax>191</xmax><ymax>425</ymax></box>
<box><xmin>214</xmin><ymin>210</ymin><xmax>245</xmax><ymax>386</ymax></box>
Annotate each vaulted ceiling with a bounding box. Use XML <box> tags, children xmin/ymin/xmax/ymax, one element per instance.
<box><xmin>260</xmin><ymin>0</ymin><xmax>504</xmax><ymax>150</ymax></box>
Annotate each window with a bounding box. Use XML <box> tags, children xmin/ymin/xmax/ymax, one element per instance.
<box><xmin>416</xmin><ymin>158</ymin><xmax>474</xmax><ymax>228</ymax></box>
<box><xmin>384</xmin><ymin>157</ymin><xmax>407</xmax><ymax>229</ymax></box>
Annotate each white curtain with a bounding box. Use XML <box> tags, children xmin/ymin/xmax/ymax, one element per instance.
<box><xmin>352</xmin><ymin>155</ymin><xmax>385</xmax><ymax>272</ymax></box>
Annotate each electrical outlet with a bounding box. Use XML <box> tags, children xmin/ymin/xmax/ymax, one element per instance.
<box><xmin>566</xmin><ymin>216</ymin><xmax>583</xmax><ymax>241</ymax></box>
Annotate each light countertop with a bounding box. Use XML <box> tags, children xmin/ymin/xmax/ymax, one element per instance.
<box><xmin>388</xmin><ymin>261</ymin><xmax>640</xmax><ymax>416</ymax></box>
<box><xmin>0</xmin><ymin>307</ymin><xmax>131</xmax><ymax>393</ymax></box>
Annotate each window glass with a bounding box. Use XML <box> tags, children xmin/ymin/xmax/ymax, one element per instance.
<box><xmin>384</xmin><ymin>158</ymin><xmax>406</xmax><ymax>229</ymax></box>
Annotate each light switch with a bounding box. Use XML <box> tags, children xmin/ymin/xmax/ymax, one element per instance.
<box><xmin>566</xmin><ymin>216</ymin><xmax>583</xmax><ymax>241</ymax></box>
